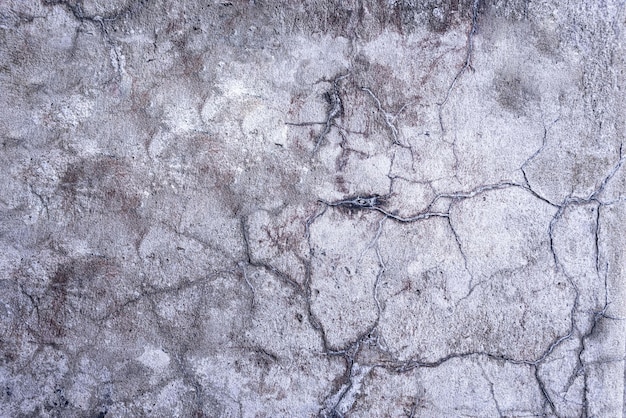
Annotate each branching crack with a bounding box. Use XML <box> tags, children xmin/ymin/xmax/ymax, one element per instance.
<box><xmin>312</xmin><ymin>74</ymin><xmax>350</xmax><ymax>154</ymax></box>
<box><xmin>590</xmin><ymin>142</ymin><xmax>624</xmax><ymax>201</ymax></box>
<box><xmin>43</xmin><ymin>0</ymin><xmax>129</xmax><ymax>81</ymax></box>
<box><xmin>285</xmin><ymin>73</ymin><xmax>349</xmax><ymax>155</ymax></box>
<box><xmin>240</xmin><ymin>216</ymin><xmax>302</xmax><ymax>291</ymax></box>
<box><xmin>319</xmin><ymin>195</ymin><xmax>448</xmax><ymax>223</ymax></box>
<box><xmin>308</xmin><ymin>141</ymin><xmax>624</xmax><ymax>416</ymax></box>
<box><xmin>520</xmin><ymin>121</ymin><xmax>559</xmax><ymax>206</ymax></box>
<box><xmin>302</xmin><ymin>204</ymin><xmax>336</xmax><ymax>350</ymax></box>
<box><xmin>361</xmin><ymin>87</ymin><xmax>411</xmax><ymax>149</ymax></box>
<box><xmin>319</xmin><ymin>342</ymin><xmax>358</xmax><ymax>418</ymax></box>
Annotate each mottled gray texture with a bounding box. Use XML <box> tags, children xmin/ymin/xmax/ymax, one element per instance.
<box><xmin>1</xmin><ymin>1</ymin><xmax>625</xmax><ymax>417</ymax></box>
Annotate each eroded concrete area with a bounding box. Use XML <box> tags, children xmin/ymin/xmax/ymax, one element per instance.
<box><xmin>1</xmin><ymin>0</ymin><xmax>625</xmax><ymax>416</ymax></box>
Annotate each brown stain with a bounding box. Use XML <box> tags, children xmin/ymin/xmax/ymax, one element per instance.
<box><xmin>42</xmin><ymin>264</ymin><xmax>72</xmax><ymax>339</ymax></box>
<box><xmin>335</xmin><ymin>175</ymin><xmax>350</xmax><ymax>194</ymax></box>
<box><xmin>280</xmin><ymin>0</ymin><xmax>474</xmax><ymax>39</ymax></box>
<box><xmin>59</xmin><ymin>156</ymin><xmax>142</xmax><ymax>218</ymax></box>
<box><xmin>493</xmin><ymin>72</ymin><xmax>538</xmax><ymax>116</ymax></box>
<box><xmin>56</xmin><ymin>259</ymin><xmax>110</xmax><ymax>334</ymax></box>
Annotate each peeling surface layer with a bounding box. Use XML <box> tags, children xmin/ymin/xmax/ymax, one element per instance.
<box><xmin>0</xmin><ymin>0</ymin><xmax>625</xmax><ymax>416</ymax></box>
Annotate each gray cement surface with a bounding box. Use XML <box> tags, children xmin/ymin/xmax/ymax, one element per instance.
<box><xmin>1</xmin><ymin>1</ymin><xmax>625</xmax><ymax>417</ymax></box>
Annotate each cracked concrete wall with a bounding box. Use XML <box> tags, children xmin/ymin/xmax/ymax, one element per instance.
<box><xmin>1</xmin><ymin>0</ymin><xmax>625</xmax><ymax>417</ymax></box>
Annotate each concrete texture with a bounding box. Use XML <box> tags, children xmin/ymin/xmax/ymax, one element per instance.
<box><xmin>1</xmin><ymin>1</ymin><xmax>625</xmax><ymax>417</ymax></box>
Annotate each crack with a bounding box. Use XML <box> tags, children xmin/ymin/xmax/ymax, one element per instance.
<box><xmin>543</xmin><ymin>209</ymin><xmax>579</xmax><ymax>416</ymax></box>
<box><xmin>312</xmin><ymin>195</ymin><xmax>405</xmax><ymax>417</ymax></box>
<box><xmin>594</xmin><ymin>204</ymin><xmax>601</xmax><ymax>279</ymax></box>
<box><xmin>354</xmin><ymin>215</ymin><xmax>386</xmax><ymax>316</ymax></box>
<box><xmin>309</xmin><ymin>210</ymin><xmax>388</xmax><ymax>417</ymax></box>
<box><xmin>372</xmin><ymin>238</ymin><xmax>385</xmax><ymax>319</ymax></box>
<box><xmin>445</xmin><ymin>216</ymin><xmax>474</xmax><ymax>290</ymax></box>
<box><xmin>429</xmin><ymin>182</ymin><xmax>519</xmax><ymax>204</ymax></box>
<box><xmin>576</xmin><ymin>302</ymin><xmax>617</xmax><ymax>417</ymax></box>
<box><xmin>521</xmin><ymin>125</ymin><xmax>548</xmax><ymax>168</ymax></box>
<box><xmin>302</xmin><ymin>203</ymin><xmax>337</xmax><ymax>352</ymax></box>
<box><xmin>172</xmin><ymin>347</ymin><xmax>206</xmax><ymax>416</ymax></box>
<box><xmin>141</xmin><ymin>278</ymin><xmax>208</xmax><ymax>416</ymax></box>
<box><xmin>569</xmin><ymin>245</ymin><xmax>625</xmax><ymax>417</ymax></box>
<box><xmin>308</xmin><ymin>141</ymin><xmax>625</xmax><ymax>415</ymax></box>
<box><xmin>322</xmin><ymin>194</ymin><xmax>388</xmax><ymax>210</ymax></box>
<box><xmin>520</xmin><ymin>121</ymin><xmax>559</xmax><ymax>206</ymax></box>
<box><xmin>438</xmin><ymin>0</ymin><xmax>482</xmax><ymax>135</ymax></box>
<box><xmin>363</xmin><ymin>305</ymin><xmax>583</xmax><ymax>415</ymax></box>
<box><xmin>548</xmin><ymin>140</ymin><xmax>621</xmax><ymax>270</ymax></box>
<box><xmin>360</xmin><ymin>87</ymin><xmax>411</xmax><ymax>149</ymax></box>
<box><xmin>43</xmin><ymin>0</ymin><xmax>145</xmax><ymax>25</ymax></box>
<box><xmin>28</xmin><ymin>184</ymin><xmax>50</xmax><ymax>220</ymax></box>
<box><xmin>317</xmin><ymin>180</ymin><xmax>565</xmax><ymax>310</ymax></box>
<box><xmin>43</xmin><ymin>0</ymin><xmax>132</xmax><ymax>82</ymax></box>
<box><xmin>527</xmin><ymin>140</ymin><xmax>624</xmax><ymax>208</ymax></box>
<box><xmin>319</xmin><ymin>341</ymin><xmax>359</xmax><ymax>417</ymax></box>
<box><xmin>408</xmin><ymin>398</ymin><xmax>419</xmax><ymax>418</ymax></box>
<box><xmin>520</xmin><ymin>117</ymin><xmax>560</xmax><ymax>178</ymax></box>
<box><xmin>240</xmin><ymin>216</ymin><xmax>302</xmax><ymax>291</ymax></box>
<box><xmin>318</xmin><ymin>195</ymin><xmax>449</xmax><ymax>223</ymax></box>
<box><xmin>547</xmin><ymin>205</ymin><xmax>566</xmax><ymax>271</ymax></box>
<box><xmin>546</xmin><ymin>141</ymin><xmax>624</xmax><ymax>276</ymax></box>
<box><xmin>285</xmin><ymin>121</ymin><xmax>326</xmax><ymax>127</ymax></box>
<box><xmin>319</xmin><ymin>339</ymin><xmax>375</xmax><ymax>418</ymax></box>
<box><xmin>385</xmin><ymin>347</ymin><xmax>551</xmax><ymax>373</ymax></box>
<box><xmin>534</xmin><ymin>364</ymin><xmax>556</xmax><ymax>415</ymax></box>
<box><xmin>0</xmin><ymin>11</ymin><xmax>46</xmax><ymax>27</ymax></box>
<box><xmin>591</xmin><ymin>142</ymin><xmax>624</xmax><ymax>202</ymax></box>
<box><xmin>238</xmin><ymin>262</ymin><xmax>255</xmax><ymax>309</ymax></box>
<box><xmin>313</xmin><ymin>74</ymin><xmax>349</xmax><ymax>155</ymax></box>
<box><xmin>284</xmin><ymin>73</ymin><xmax>349</xmax><ymax>155</ymax></box>
<box><xmin>356</xmin><ymin>351</ymin><xmax>562</xmax><ymax>415</ymax></box>
<box><xmin>527</xmin><ymin>183</ymin><xmax>626</xmax><ymax>416</ymax></box>
<box><xmin>155</xmin><ymin>221</ymin><xmax>235</xmax><ymax>267</ymax></box>
<box><xmin>479</xmin><ymin>364</ymin><xmax>504</xmax><ymax>418</ymax></box>
<box><xmin>94</xmin><ymin>269</ymin><xmax>238</xmax><ymax>323</ymax></box>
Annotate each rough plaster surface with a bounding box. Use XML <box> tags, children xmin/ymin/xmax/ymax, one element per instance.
<box><xmin>1</xmin><ymin>1</ymin><xmax>625</xmax><ymax>417</ymax></box>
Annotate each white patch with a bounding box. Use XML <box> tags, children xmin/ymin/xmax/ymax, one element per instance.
<box><xmin>137</xmin><ymin>347</ymin><xmax>171</xmax><ymax>373</ymax></box>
